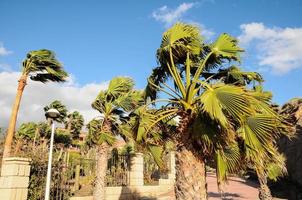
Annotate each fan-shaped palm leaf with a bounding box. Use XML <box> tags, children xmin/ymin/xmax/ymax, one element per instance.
<box><xmin>107</xmin><ymin>77</ymin><xmax>134</xmax><ymax>99</ymax></box>
<box><xmin>158</xmin><ymin>22</ymin><xmax>202</xmax><ymax>66</ymax></box>
<box><xmin>210</xmin><ymin>33</ymin><xmax>243</xmax><ymax>62</ymax></box>
<box><xmin>199</xmin><ymin>84</ymin><xmax>253</xmax><ymax>127</ymax></box>
<box><xmin>216</xmin><ymin>144</ymin><xmax>241</xmax><ymax>185</ymax></box>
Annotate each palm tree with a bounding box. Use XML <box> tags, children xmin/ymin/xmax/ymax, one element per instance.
<box><xmin>44</xmin><ymin>100</ymin><xmax>68</xmax><ymax>124</ymax></box>
<box><xmin>14</xmin><ymin>122</ymin><xmax>38</xmax><ymax>154</ymax></box>
<box><xmin>145</xmin><ymin>23</ymin><xmax>289</xmax><ymax>199</ymax></box>
<box><xmin>65</xmin><ymin>111</ymin><xmax>84</xmax><ymax>139</ymax></box>
<box><xmin>118</xmin><ymin>106</ymin><xmax>169</xmax><ymax>169</ymax></box>
<box><xmin>86</xmin><ymin>77</ymin><xmax>144</xmax><ymax>200</ymax></box>
<box><xmin>3</xmin><ymin>49</ymin><xmax>68</xmax><ymax>157</ymax></box>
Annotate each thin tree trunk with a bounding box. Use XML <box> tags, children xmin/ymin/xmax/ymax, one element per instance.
<box><xmin>3</xmin><ymin>74</ymin><xmax>27</xmax><ymax>158</ymax></box>
<box><xmin>14</xmin><ymin>139</ymin><xmax>23</xmax><ymax>155</ymax></box>
<box><xmin>67</xmin><ymin>117</ymin><xmax>72</xmax><ymax>134</ymax></box>
<box><xmin>57</xmin><ymin>147</ymin><xmax>64</xmax><ymax>161</ymax></box>
<box><xmin>93</xmin><ymin>143</ymin><xmax>109</xmax><ymax>200</ymax></box>
<box><xmin>175</xmin><ymin>144</ymin><xmax>207</xmax><ymax>200</ymax></box>
<box><xmin>32</xmin><ymin>127</ymin><xmax>40</xmax><ymax>147</ymax></box>
<box><xmin>257</xmin><ymin>172</ymin><xmax>273</xmax><ymax>200</ymax></box>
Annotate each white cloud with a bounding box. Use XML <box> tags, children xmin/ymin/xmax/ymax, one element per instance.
<box><xmin>0</xmin><ymin>71</ymin><xmax>108</xmax><ymax>128</ymax></box>
<box><xmin>0</xmin><ymin>42</ymin><xmax>12</xmax><ymax>56</ymax></box>
<box><xmin>151</xmin><ymin>3</ymin><xmax>215</xmax><ymax>40</ymax></box>
<box><xmin>152</xmin><ymin>2</ymin><xmax>196</xmax><ymax>27</ymax></box>
<box><xmin>238</xmin><ymin>22</ymin><xmax>302</xmax><ymax>74</ymax></box>
<box><xmin>0</xmin><ymin>63</ymin><xmax>12</xmax><ymax>72</ymax></box>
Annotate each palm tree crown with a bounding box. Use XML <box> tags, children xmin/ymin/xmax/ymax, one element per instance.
<box><xmin>23</xmin><ymin>49</ymin><xmax>68</xmax><ymax>82</ymax></box>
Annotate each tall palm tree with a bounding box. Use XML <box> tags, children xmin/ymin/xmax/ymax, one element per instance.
<box><xmin>3</xmin><ymin>49</ymin><xmax>68</xmax><ymax>157</ymax></box>
<box><xmin>86</xmin><ymin>77</ymin><xmax>144</xmax><ymax>200</ymax></box>
<box><xmin>65</xmin><ymin>111</ymin><xmax>84</xmax><ymax>139</ymax></box>
<box><xmin>145</xmin><ymin>23</ymin><xmax>289</xmax><ymax>199</ymax></box>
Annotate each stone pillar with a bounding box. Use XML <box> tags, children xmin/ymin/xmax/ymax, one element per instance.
<box><xmin>73</xmin><ymin>164</ymin><xmax>80</xmax><ymax>191</ymax></box>
<box><xmin>159</xmin><ymin>151</ymin><xmax>176</xmax><ymax>186</ymax></box>
<box><xmin>129</xmin><ymin>153</ymin><xmax>144</xmax><ymax>186</ymax></box>
<box><xmin>0</xmin><ymin>157</ymin><xmax>31</xmax><ymax>200</ymax></box>
<box><xmin>168</xmin><ymin>151</ymin><xmax>176</xmax><ymax>181</ymax></box>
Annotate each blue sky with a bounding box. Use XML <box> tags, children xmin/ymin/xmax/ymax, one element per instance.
<box><xmin>0</xmin><ymin>0</ymin><xmax>302</xmax><ymax>126</ymax></box>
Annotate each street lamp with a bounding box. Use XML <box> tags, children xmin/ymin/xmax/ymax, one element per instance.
<box><xmin>44</xmin><ymin>108</ymin><xmax>60</xmax><ymax>200</ymax></box>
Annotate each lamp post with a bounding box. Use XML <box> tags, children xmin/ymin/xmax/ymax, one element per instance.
<box><xmin>44</xmin><ymin>108</ymin><xmax>60</xmax><ymax>200</ymax></box>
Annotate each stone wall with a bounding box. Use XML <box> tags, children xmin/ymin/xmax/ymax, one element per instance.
<box><xmin>0</xmin><ymin>157</ymin><xmax>31</xmax><ymax>200</ymax></box>
<box><xmin>0</xmin><ymin>152</ymin><xmax>175</xmax><ymax>200</ymax></box>
<box><xmin>278</xmin><ymin>98</ymin><xmax>302</xmax><ymax>185</ymax></box>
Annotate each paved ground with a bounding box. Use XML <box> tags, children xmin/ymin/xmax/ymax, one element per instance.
<box><xmin>158</xmin><ymin>173</ymin><xmax>260</xmax><ymax>200</ymax></box>
<box><xmin>207</xmin><ymin>173</ymin><xmax>259</xmax><ymax>200</ymax></box>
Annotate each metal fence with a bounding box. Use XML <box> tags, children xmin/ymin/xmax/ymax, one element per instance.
<box><xmin>27</xmin><ymin>153</ymin><xmax>130</xmax><ymax>200</ymax></box>
<box><xmin>106</xmin><ymin>154</ymin><xmax>130</xmax><ymax>186</ymax></box>
<box><xmin>28</xmin><ymin>160</ymin><xmax>75</xmax><ymax>200</ymax></box>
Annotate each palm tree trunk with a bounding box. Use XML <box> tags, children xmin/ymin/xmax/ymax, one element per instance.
<box><xmin>175</xmin><ymin>144</ymin><xmax>207</xmax><ymax>200</ymax></box>
<box><xmin>3</xmin><ymin>74</ymin><xmax>27</xmax><ymax>158</ymax></box>
<box><xmin>257</xmin><ymin>172</ymin><xmax>273</xmax><ymax>200</ymax></box>
<box><xmin>93</xmin><ymin>143</ymin><xmax>109</xmax><ymax>200</ymax></box>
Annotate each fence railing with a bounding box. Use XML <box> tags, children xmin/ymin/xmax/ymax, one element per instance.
<box><xmin>107</xmin><ymin>154</ymin><xmax>130</xmax><ymax>186</ymax></box>
<box><xmin>28</xmin><ymin>160</ymin><xmax>74</xmax><ymax>200</ymax></box>
<box><xmin>27</xmin><ymin>153</ymin><xmax>131</xmax><ymax>200</ymax></box>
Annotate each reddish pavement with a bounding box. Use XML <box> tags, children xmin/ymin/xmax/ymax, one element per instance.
<box><xmin>158</xmin><ymin>173</ymin><xmax>260</xmax><ymax>200</ymax></box>
<box><xmin>207</xmin><ymin>173</ymin><xmax>259</xmax><ymax>200</ymax></box>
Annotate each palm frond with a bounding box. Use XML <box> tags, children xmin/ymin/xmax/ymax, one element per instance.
<box><xmin>145</xmin><ymin>66</ymin><xmax>169</xmax><ymax>101</ymax></box>
<box><xmin>210</xmin><ymin>33</ymin><xmax>243</xmax><ymax>62</ymax></box>
<box><xmin>44</xmin><ymin>100</ymin><xmax>68</xmax><ymax>123</ymax></box>
<box><xmin>266</xmin><ymin>152</ymin><xmax>287</xmax><ymax>181</ymax></box>
<box><xmin>24</xmin><ymin>49</ymin><xmax>68</xmax><ymax>82</ymax></box>
<box><xmin>114</xmin><ymin>90</ymin><xmax>144</xmax><ymax>111</ymax></box>
<box><xmin>199</xmin><ymin>84</ymin><xmax>253</xmax><ymax>127</ymax></box>
<box><xmin>107</xmin><ymin>77</ymin><xmax>134</xmax><ymax>99</ymax></box>
<box><xmin>246</xmin><ymin>114</ymin><xmax>279</xmax><ymax>144</ymax></box>
<box><xmin>158</xmin><ymin>22</ymin><xmax>202</xmax><ymax>67</ymax></box>
<box><xmin>86</xmin><ymin>119</ymin><xmax>116</xmax><ymax>146</ymax></box>
<box><xmin>216</xmin><ymin>144</ymin><xmax>241</xmax><ymax>185</ymax></box>
<box><xmin>202</xmin><ymin>66</ymin><xmax>263</xmax><ymax>85</ymax></box>
<box><xmin>147</xmin><ymin>144</ymin><xmax>164</xmax><ymax>169</ymax></box>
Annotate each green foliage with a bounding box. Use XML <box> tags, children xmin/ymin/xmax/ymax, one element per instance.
<box><xmin>23</xmin><ymin>49</ymin><xmax>68</xmax><ymax>83</ymax></box>
<box><xmin>16</xmin><ymin>122</ymin><xmax>38</xmax><ymax>140</ymax></box>
<box><xmin>65</xmin><ymin>111</ymin><xmax>84</xmax><ymax>138</ymax></box>
<box><xmin>92</xmin><ymin>77</ymin><xmax>144</xmax><ymax>114</ymax></box>
<box><xmin>44</xmin><ymin>100</ymin><xmax>68</xmax><ymax>123</ymax></box>
<box><xmin>199</xmin><ymin>84</ymin><xmax>253</xmax><ymax>127</ymax></box>
<box><xmin>86</xmin><ymin>119</ymin><xmax>116</xmax><ymax>146</ymax></box>
<box><xmin>120</xmin><ymin>144</ymin><xmax>134</xmax><ymax>155</ymax></box>
<box><xmin>210</xmin><ymin>33</ymin><xmax>243</xmax><ymax>62</ymax></box>
<box><xmin>36</xmin><ymin>122</ymin><xmax>51</xmax><ymax>139</ymax></box>
<box><xmin>158</xmin><ymin>22</ymin><xmax>202</xmax><ymax>67</ymax></box>
<box><xmin>202</xmin><ymin>66</ymin><xmax>263</xmax><ymax>86</ymax></box>
<box><xmin>88</xmin><ymin>77</ymin><xmax>146</xmax><ymax>148</ymax></box>
<box><xmin>145</xmin><ymin>22</ymin><xmax>291</xmax><ymax>186</ymax></box>
<box><xmin>54</xmin><ymin>129</ymin><xmax>72</xmax><ymax>146</ymax></box>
